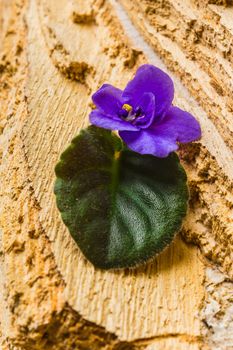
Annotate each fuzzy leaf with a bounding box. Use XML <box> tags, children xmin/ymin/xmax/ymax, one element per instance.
<box><xmin>54</xmin><ymin>126</ymin><xmax>188</xmax><ymax>269</ymax></box>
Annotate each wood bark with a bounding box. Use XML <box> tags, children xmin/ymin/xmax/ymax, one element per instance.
<box><xmin>0</xmin><ymin>0</ymin><xmax>232</xmax><ymax>349</ymax></box>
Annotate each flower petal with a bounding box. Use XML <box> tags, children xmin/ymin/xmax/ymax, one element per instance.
<box><xmin>134</xmin><ymin>92</ymin><xmax>156</xmax><ymax>129</ymax></box>
<box><xmin>152</xmin><ymin>106</ymin><xmax>201</xmax><ymax>143</ymax></box>
<box><xmin>90</xmin><ymin>110</ymin><xmax>139</xmax><ymax>132</ymax></box>
<box><xmin>122</xmin><ymin>64</ymin><xmax>174</xmax><ymax>116</ymax></box>
<box><xmin>119</xmin><ymin>130</ymin><xmax>178</xmax><ymax>158</ymax></box>
<box><xmin>92</xmin><ymin>84</ymin><xmax>123</xmax><ymax>116</ymax></box>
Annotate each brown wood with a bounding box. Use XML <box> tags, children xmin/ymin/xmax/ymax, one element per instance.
<box><xmin>0</xmin><ymin>0</ymin><xmax>232</xmax><ymax>349</ymax></box>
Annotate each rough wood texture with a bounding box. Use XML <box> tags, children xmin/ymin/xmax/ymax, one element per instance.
<box><xmin>0</xmin><ymin>0</ymin><xmax>232</xmax><ymax>349</ymax></box>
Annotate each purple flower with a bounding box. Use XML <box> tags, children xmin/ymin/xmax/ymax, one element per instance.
<box><xmin>89</xmin><ymin>64</ymin><xmax>201</xmax><ymax>157</ymax></box>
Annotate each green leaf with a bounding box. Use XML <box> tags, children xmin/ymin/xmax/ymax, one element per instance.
<box><xmin>54</xmin><ymin>126</ymin><xmax>189</xmax><ymax>269</ymax></box>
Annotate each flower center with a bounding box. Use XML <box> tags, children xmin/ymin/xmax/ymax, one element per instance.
<box><xmin>119</xmin><ymin>103</ymin><xmax>144</xmax><ymax>122</ymax></box>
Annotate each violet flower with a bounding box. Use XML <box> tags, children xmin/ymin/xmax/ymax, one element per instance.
<box><xmin>90</xmin><ymin>64</ymin><xmax>201</xmax><ymax>157</ymax></box>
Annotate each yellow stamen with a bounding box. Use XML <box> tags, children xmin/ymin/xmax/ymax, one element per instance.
<box><xmin>122</xmin><ymin>103</ymin><xmax>132</xmax><ymax>112</ymax></box>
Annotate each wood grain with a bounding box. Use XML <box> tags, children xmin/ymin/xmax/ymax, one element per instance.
<box><xmin>0</xmin><ymin>0</ymin><xmax>232</xmax><ymax>349</ymax></box>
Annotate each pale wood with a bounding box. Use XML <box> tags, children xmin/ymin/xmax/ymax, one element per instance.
<box><xmin>0</xmin><ymin>0</ymin><xmax>232</xmax><ymax>349</ymax></box>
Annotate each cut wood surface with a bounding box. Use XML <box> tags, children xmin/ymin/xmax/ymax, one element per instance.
<box><xmin>0</xmin><ymin>0</ymin><xmax>232</xmax><ymax>349</ymax></box>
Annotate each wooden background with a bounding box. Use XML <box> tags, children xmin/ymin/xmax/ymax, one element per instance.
<box><xmin>0</xmin><ymin>0</ymin><xmax>232</xmax><ymax>349</ymax></box>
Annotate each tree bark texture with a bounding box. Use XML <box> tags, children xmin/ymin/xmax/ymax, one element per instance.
<box><xmin>0</xmin><ymin>0</ymin><xmax>232</xmax><ymax>349</ymax></box>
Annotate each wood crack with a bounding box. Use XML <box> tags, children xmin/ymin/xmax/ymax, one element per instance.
<box><xmin>1</xmin><ymin>0</ymin><xmax>232</xmax><ymax>348</ymax></box>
